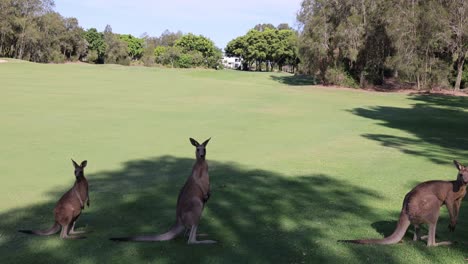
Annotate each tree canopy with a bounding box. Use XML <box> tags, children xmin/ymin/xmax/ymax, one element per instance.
<box><xmin>0</xmin><ymin>0</ymin><xmax>466</xmax><ymax>87</ymax></box>
<box><xmin>120</xmin><ymin>34</ymin><xmax>144</xmax><ymax>60</ymax></box>
<box><xmin>152</xmin><ymin>33</ymin><xmax>221</xmax><ymax>68</ymax></box>
<box><xmin>225</xmin><ymin>26</ymin><xmax>299</xmax><ymax>72</ymax></box>
<box><xmin>297</xmin><ymin>0</ymin><xmax>468</xmax><ymax>89</ymax></box>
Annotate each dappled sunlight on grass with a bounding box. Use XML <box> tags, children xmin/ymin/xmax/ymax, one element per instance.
<box><xmin>0</xmin><ymin>156</ymin><xmax>388</xmax><ymax>263</ymax></box>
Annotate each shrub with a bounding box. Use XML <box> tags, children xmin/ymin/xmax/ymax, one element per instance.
<box><xmin>461</xmin><ymin>60</ymin><xmax>468</xmax><ymax>89</ymax></box>
<box><xmin>51</xmin><ymin>50</ymin><xmax>65</xmax><ymax>64</ymax></box>
<box><xmin>86</xmin><ymin>50</ymin><xmax>99</xmax><ymax>63</ymax></box>
<box><xmin>325</xmin><ymin>68</ymin><xmax>359</xmax><ymax>88</ymax></box>
<box><xmin>177</xmin><ymin>54</ymin><xmax>193</xmax><ymax>68</ymax></box>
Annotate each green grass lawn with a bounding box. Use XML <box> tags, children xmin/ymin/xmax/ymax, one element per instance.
<box><xmin>1</xmin><ymin>59</ymin><xmax>467</xmax><ymax>263</ymax></box>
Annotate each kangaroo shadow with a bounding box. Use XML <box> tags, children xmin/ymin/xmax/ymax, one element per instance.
<box><xmin>0</xmin><ymin>155</ymin><xmax>409</xmax><ymax>263</ymax></box>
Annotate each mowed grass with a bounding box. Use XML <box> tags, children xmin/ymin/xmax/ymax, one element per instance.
<box><xmin>0</xmin><ymin>59</ymin><xmax>468</xmax><ymax>263</ymax></box>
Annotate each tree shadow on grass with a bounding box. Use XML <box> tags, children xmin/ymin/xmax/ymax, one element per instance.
<box><xmin>0</xmin><ymin>156</ymin><xmax>404</xmax><ymax>264</ymax></box>
<box><xmin>410</xmin><ymin>94</ymin><xmax>468</xmax><ymax>111</ymax></box>
<box><xmin>351</xmin><ymin>94</ymin><xmax>468</xmax><ymax>164</ymax></box>
<box><xmin>270</xmin><ymin>75</ymin><xmax>318</xmax><ymax>86</ymax></box>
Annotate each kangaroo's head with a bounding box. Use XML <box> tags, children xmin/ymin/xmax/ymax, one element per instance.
<box><xmin>72</xmin><ymin>159</ymin><xmax>87</xmax><ymax>178</ymax></box>
<box><xmin>454</xmin><ymin>160</ymin><xmax>468</xmax><ymax>184</ymax></box>
<box><xmin>190</xmin><ymin>137</ymin><xmax>211</xmax><ymax>161</ymax></box>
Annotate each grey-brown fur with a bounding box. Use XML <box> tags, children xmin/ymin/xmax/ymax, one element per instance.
<box><xmin>110</xmin><ymin>138</ymin><xmax>216</xmax><ymax>244</ymax></box>
<box><xmin>340</xmin><ymin>160</ymin><xmax>468</xmax><ymax>246</ymax></box>
<box><xmin>18</xmin><ymin>159</ymin><xmax>90</xmax><ymax>239</ymax></box>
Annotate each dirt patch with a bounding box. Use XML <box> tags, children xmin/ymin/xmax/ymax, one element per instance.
<box><xmin>311</xmin><ymin>84</ymin><xmax>468</xmax><ymax>97</ymax></box>
<box><xmin>0</xmin><ymin>59</ymin><xmax>8</xmax><ymax>63</ymax></box>
<box><xmin>64</xmin><ymin>61</ymin><xmax>87</xmax><ymax>65</ymax></box>
<box><xmin>288</xmin><ymin>76</ymin><xmax>468</xmax><ymax>97</ymax></box>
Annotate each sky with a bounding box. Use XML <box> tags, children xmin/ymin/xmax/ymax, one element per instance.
<box><xmin>55</xmin><ymin>0</ymin><xmax>303</xmax><ymax>50</ymax></box>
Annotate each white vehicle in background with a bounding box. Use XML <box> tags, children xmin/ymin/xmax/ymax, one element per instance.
<box><xmin>222</xmin><ymin>56</ymin><xmax>242</xmax><ymax>69</ymax></box>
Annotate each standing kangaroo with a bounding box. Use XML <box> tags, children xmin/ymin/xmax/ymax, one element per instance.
<box><xmin>19</xmin><ymin>159</ymin><xmax>90</xmax><ymax>239</ymax></box>
<box><xmin>340</xmin><ymin>160</ymin><xmax>468</xmax><ymax>246</ymax></box>
<box><xmin>111</xmin><ymin>138</ymin><xmax>216</xmax><ymax>244</ymax></box>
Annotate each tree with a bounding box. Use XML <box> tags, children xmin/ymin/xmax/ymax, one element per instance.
<box><xmin>277</xmin><ymin>23</ymin><xmax>292</xmax><ymax>30</ymax></box>
<box><xmin>441</xmin><ymin>0</ymin><xmax>467</xmax><ymax>90</ymax></box>
<box><xmin>15</xmin><ymin>0</ymin><xmax>54</xmax><ymax>60</ymax></box>
<box><xmin>253</xmin><ymin>23</ymin><xmax>276</xmax><ymax>32</ymax></box>
<box><xmin>62</xmin><ymin>17</ymin><xmax>87</xmax><ymax>61</ymax></box>
<box><xmin>175</xmin><ymin>34</ymin><xmax>216</xmax><ymax>58</ymax></box>
<box><xmin>297</xmin><ymin>0</ymin><xmax>391</xmax><ymax>86</ymax></box>
<box><xmin>120</xmin><ymin>34</ymin><xmax>144</xmax><ymax>60</ymax></box>
<box><xmin>385</xmin><ymin>0</ymin><xmax>451</xmax><ymax>89</ymax></box>
<box><xmin>154</xmin><ymin>45</ymin><xmax>182</xmax><ymax>68</ymax></box>
<box><xmin>0</xmin><ymin>0</ymin><xmax>87</xmax><ymax>63</ymax></box>
<box><xmin>84</xmin><ymin>28</ymin><xmax>105</xmax><ymax>63</ymax></box>
<box><xmin>103</xmin><ymin>25</ymin><xmax>129</xmax><ymax>65</ymax></box>
<box><xmin>225</xmin><ymin>35</ymin><xmax>250</xmax><ymax>70</ymax></box>
<box><xmin>274</xmin><ymin>29</ymin><xmax>299</xmax><ymax>71</ymax></box>
<box><xmin>174</xmin><ymin>33</ymin><xmax>221</xmax><ymax>68</ymax></box>
<box><xmin>139</xmin><ymin>33</ymin><xmax>156</xmax><ymax>66</ymax></box>
<box><xmin>297</xmin><ymin>0</ymin><xmax>466</xmax><ymax>89</ymax></box>
<box><xmin>34</xmin><ymin>11</ymin><xmax>66</xmax><ymax>62</ymax></box>
<box><xmin>225</xmin><ymin>27</ymin><xmax>298</xmax><ymax>72</ymax></box>
<box><xmin>157</xmin><ymin>30</ymin><xmax>183</xmax><ymax>46</ymax></box>
<box><xmin>0</xmin><ymin>0</ymin><xmax>15</xmax><ymax>57</ymax></box>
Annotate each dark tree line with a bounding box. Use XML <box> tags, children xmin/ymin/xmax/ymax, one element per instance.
<box><xmin>0</xmin><ymin>0</ymin><xmax>87</xmax><ymax>62</ymax></box>
<box><xmin>1</xmin><ymin>0</ymin><xmax>466</xmax><ymax>87</ymax></box>
<box><xmin>297</xmin><ymin>0</ymin><xmax>468</xmax><ymax>89</ymax></box>
<box><xmin>0</xmin><ymin>0</ymin><xmax>221</xmax><ymax>68</ymax></box>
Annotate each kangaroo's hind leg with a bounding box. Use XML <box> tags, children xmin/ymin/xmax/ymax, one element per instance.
<box><xmin>426</xmin><ymin>210</ymin><xmax>451</xmax><ymax>247</ymax></box>
<box><xmin>60</xmin><ymin>214</ymin><xmax>86</xmax><ymax>239</ymax></box>
<box><xmin>183</xmin><ymin>200</ymin><xmax>216</xmax><ymax>244</ymax></box>
<box><xmin>69</xmin><ymin>215</ymin><xmax>86</xmax><ymax>235</ymax></box>
<box><xmin>187</xmin><ymin>225</ymin><xmax>217</xmax><ymax>244</ymax></box>
<box><xmin>413</xmin><ymin>225</ymin><xmax>421</xmax><ymax>241</ymax></box>
<box><xmin>69</xmin><ymin>221</ymin><xmax>86</xmax><ymax>235</ymax></box>
<box><xmin>427</xmin><ymin>223</ymin><xmax>451</xmax><ymax>246</ymax></box>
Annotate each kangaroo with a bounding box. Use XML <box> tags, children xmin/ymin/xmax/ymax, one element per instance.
<box><xmin>340</xmin><ymin>160</ymin><xmax>468</xmax><ymax>246</ymax></box>
<box><xmin>19</xmin><ymin>159</ymin><xmax>90</xmax><ymax>239</ymax></box>
<box><xmin>111</xmin><ymin>138</ymin><xmax>216</xmax><ymax>244</ymax></box>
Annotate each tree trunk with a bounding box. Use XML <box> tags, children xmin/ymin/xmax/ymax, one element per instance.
<box><xmin>360</xmin><ymin>71</ymin><xmax>366</xmax><ymax>88</ymax></box>
<box><xmin>17</xmin><ymin>29</ymin><xmax>25</xmax><ymax>59</ymax></box>
<box><xmin>18</xmin><ymin>4</ymin><xmax>30</xmax><ymax>60</ymax></box>
<box><xmin>416</xmin><ymin>74</ymin><xmax>420</xmax><ymax>90</ymax></box>
<box><xmin>0</xmin><ymin>32</ymin><xmax>4</xmax><ymax>56</ymax></box>
<box><xmin>454</xmin><ymin>54</ymin><xmax>465</xmax><ymax>91</ymax></box>
<box><xmin>424</xmin><ymin>47</ymin><xmax>428</xmax><ymax>88</ymax></box>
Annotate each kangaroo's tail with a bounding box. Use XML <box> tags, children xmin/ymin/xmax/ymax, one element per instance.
<box><xmin>339</xmin><ymin>211</ymin><xmax>411</xmax><ymax>245</ymax></box>
<box><xmin>110</xmin><ymin>223</ymin><xmax>185</xmax><ymax>242</ymax></box>
<box><xmin>18</xmin><ymin>222</ymin><xmax>61</xmax><ymax>236</ymax></box>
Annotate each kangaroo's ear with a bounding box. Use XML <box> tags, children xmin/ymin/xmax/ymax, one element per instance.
<box><xmin>202</xmin><ymin>137</ymin><xmax>211</xmax><ymax>147</ymax></box>
<box><xmin>72</xmin><ymin>159</ymin><xmax>79</xmax><ymax>168</ymax></box>
<box><xmin>81</xmin><ymin>160</ymin><xmax>87</xmax><ymax>168</ymax></box>
<box><xmin>454</xmin><ymin>160</ymin><xmax>464</xmax><ymax>171</ymax></box>
<box><xmin>190</xmin><ymin>138</ymin><xmax>200</xmax><ymax>147</ymax></box>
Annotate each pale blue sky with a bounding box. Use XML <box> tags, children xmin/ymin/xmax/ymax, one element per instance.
<box><xmin>55</xmin><ymin>0</ymin><xmax>303</xmax><ymax>50</ymax></box>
